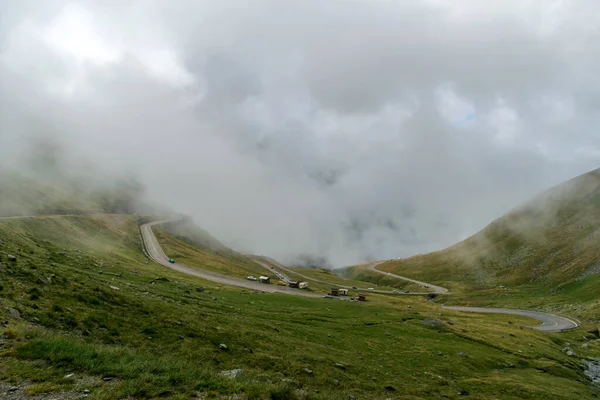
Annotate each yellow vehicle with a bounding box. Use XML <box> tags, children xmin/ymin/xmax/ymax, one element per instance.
<box><xmin>277</xmin><ymin>280</ymin><xmax>287</xmax><ymax>286</ymax></box>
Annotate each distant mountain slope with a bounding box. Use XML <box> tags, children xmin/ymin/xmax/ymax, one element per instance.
<box><xmin>0</xmin><ymin>171</ymin><xmax>103</xmax><ymax>216</ymax></box>
<box><xmin>151</xmin><ymin>218</ymin><xmax>271</xmax><ymax>279</ymax></box>
<box><xmin>358</xmin><ymin>168</ymin><xmax>600</xmax><ymax>288</ymax></box>
<box><xmin>0</xmin><ymin>170</ymin><xmax>163</xmax><ymax>217</ymax></box>
<box><xmin>158</xmin><ymin>218</ymin><xmax>231</xmax><ymax>254</ymax></box>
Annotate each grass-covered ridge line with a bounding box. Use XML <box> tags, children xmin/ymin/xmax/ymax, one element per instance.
<box><xmin>342</xmin><ymin>169</ymin><xmax>600</xmax><ymax>320</ymax></box>
<box><xmin>0</xmin><ymin>214</ymin><xmax>598</xmax><ymax>398</ymax></box>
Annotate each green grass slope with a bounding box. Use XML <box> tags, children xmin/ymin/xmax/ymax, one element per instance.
<box><xmin>1</xmin><ymin>215</ymin><xmax>599</xmax><ymax>398</ymax></box>
<box><xmin>344</xmin><ymin>168</ymin><xmax>600</xmax><ymax>319</ymax></box>
<box><xmin>152</xmin><ymin>222</ymin><xmax>270</xmax><ymax>279</ymax></box>
<box><xmin>0</xmin><ymin>172</ymin><xmax>103</xmax><ymax>216</ymax></box>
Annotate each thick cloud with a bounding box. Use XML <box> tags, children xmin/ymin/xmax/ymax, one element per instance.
<box><xmin>1</xmin><ymin>0</ymin><xmax>599</xmax><ymax>267</ymax></box>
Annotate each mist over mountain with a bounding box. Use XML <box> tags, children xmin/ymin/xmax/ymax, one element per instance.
<box><xmin>1</xmin><ymin>0</ymin><xmax>599</xmax><ymax>267</ymax></box>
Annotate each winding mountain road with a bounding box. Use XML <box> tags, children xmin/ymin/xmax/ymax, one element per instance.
<box><xmin>367</xmin><ymin>262</ymin><xmax>448</xmax><ymax>294</ymax></box>
<box><xmin>0</xmin><ymin>214</ymin><xmax>580</xmax><ymax>332</ymax></box>
<box><xmin>249</xmin><ymin>257</ymin><xmax>440</xmax><ymax>295</ymax></box>
<box><xmin>439</xmin><ymin>306</ymin><xmax>579</xmax><ymax>332</ymax></box>
<box><xmin>366</xmin><ymin>262</ymin><xmax>577</xmax><ymax>332</ymax></box>
<box><xmin>140</xmin><ymin>220</ymin><xmax>320</xmax><ymax>298</ymax></box>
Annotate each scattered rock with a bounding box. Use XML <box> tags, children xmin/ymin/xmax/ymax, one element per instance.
<box><xmin>421</xmin><ymin>318</ymin><xmax>446</xmax><ymax>328</ymax></box>
<box><xmin>456</xmin><ymin>352</ymin><xmax>469</xmax><ymax>358</ymax></box>
<box><xmin>334</xmin><ymin>363</ymin><xmax>346</xmax><ymax>370</ymax></box>
<box><xmin>109</xmin><ymin>286</ymin><xmax>120</xmax><ymax>290</ymax></box>
<box><xmin>8</xmin><ymin>386</ymin><xmax>18</xmax><ymax>392</ymax></box>
<box><xmin>64</xmin><ymin>373</ymin><xmax>75</xmax><ymax>379</ymax></box>
<box><xmin>281</xmin><ymin>378</ymin><xmax>302</xmax><ymax>388</ymax></box>
<box><xmin>178</xmin><ymin>335</ymin><xmax>185</xmax><ymax>340</ymax></box>
<box><xmin>6</xmin><ymin>308</ymin><xmax>20</xmax><ymax>319</ymax></box>
<box><xmin>83</xmin><ymin>389</ymin><xmax>90</xmax><ymax>394</ymax></box>
<box><xmin>38</xmin><ymin>276</ymin><xmax>51</xmax><ymax>285</ymax></box>
<box><xmin>154</xmin><ymin>277</ymin><xmax>170</xmax><ymax>282</ymax></box>
<box><xmin>562</xmin><ymin>347</ymin><xmax>576</xmax><ymax>357</ymax></box>
<box><xmin>583</xmin><ymin>343</ymin><xmax>590</xmax><ymax>348</ymax></box>
<box><xmin>302</xmin><ymin>368</ymin><xmax>313</xmax><ymax>375</ymax></box>
<box><xmin>103</xmin><ymin>377</ymin><xmax>114</xmax><ymax>381</ymax></box>
<box><xmin>196</xmin><ymin>287</ymin><xmax>205</xmax><ymax>293</ymax></box>
<box><xmin>384</xmin><ymin>332</ymin><xmax>391</xmax><ymax>336</ymax></box>
<box><xmin>219</xmin><ymin>343</ymin><xmax>228</xmax><ymax>350</ymax></box>
<box><xmin>584</xmin><ymin>359</ymin><xmax>600</xmax><ymax>385</ymax></box>
<box><xmin>7</xmin><ymin>255</ymin><xmax>16</xmax><ymax>262</ymax></box>
<box><xmin>244</xmin><ymin>347</ymin><xmax>254</xmax><ymax>354</ymax></box>
<box><xmin>334</xmin><ymin>380</ymin><xmax>340</xmax><ymax>386</ymax></box>
<box><xmin>385</xmin><ymin>385</ymin><xmax>397</xmax><ymax>392</ymax></box>
<box><xmin>220</xmin><ymin>369</ymin><xmax>244</xmax><ymax>378</ymax></box>
<box><xmin>348</xmin><ymin>396</ymin><xmax>356</xmax><ymax>400</ymax></box>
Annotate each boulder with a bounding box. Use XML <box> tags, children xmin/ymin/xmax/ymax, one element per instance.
<box><xmin>220</xmin><ymin>369</ymin><xmax>243</xmax><ymax>378</ymax></box>
<box><xmin>7</xmin><ymin>255</ymin><xmax>16</xmax><ymax>262</ymax></box>
<box><xmin>421</xmin><ymin>318</ymin><xmax>447</xmax><ymax>328</ymax></box>
<box><xmin>6</xmin><ymin>308</ymin><xmax>20</xmax><ymax>319</ymax></box>
<box><xmin>37</xmin><ymin>277</ymin><xmax>51</xmax><ymax>285</ymax></box>
<box><xmin>562</xmin><ymin>347</ymin><xmax>576</xmax><ymax>357</ymax></box>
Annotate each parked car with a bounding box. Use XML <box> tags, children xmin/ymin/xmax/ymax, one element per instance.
<box><xmin>168</xmin><ymin>259</ymin><xmax>175</xmax><ymax>264</ymax></box>
<box><xmin>352</xmin><ymin>286</ymin><xmax>357</xmax><ymax>289</ymax></box>
<box><xmin>367</xmin><ymin>287</ymin><xmax>374</xmax><ymax>290</ymax></box>
<box><xmin>247</xmin><ymin>276</ymin><xmax>258</xmax><ymax>281</ymax></box>
<box><xmin>277</xmin><ymin>280</ymin><xmax>287</xmax><ymax>286</ymax></box>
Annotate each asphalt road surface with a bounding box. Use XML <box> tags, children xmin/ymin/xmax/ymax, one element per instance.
<box><xmin>442</xmin><ymin>306</ymin><xmax>579</xmax><ymax>332</ymax></box>
<box><xmin>367</xmin><ymin>262</ymin><xmax>449</xmax><ymax>294</ymax></box>
<box><xmin>250</xmin><ymin>256</ymin><xmax>406</xmax><ymax>295</ymax></box>
<box><xmin>140</xmin><ymin>220</ymin><xmax>320</xmax><ymax>298</ymax></box>
<box><xmin>0</xmin><ymin>214</ymin><xmax>580</xmax><ymax>331</ymax></box>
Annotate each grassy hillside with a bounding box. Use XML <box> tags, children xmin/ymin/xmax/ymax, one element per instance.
<box><xmin>152</xmin><ymin>223</ymin><xmax>270</xmax><ymax>279</ymax></box>
<box><xmin>0</xmin><ymin>172</ymin><xmax>103</xmax><ymax>216</ymax></box>
<box><xmin>1</xmin><ymin>215</ymin><xmax>599</xmax><ymax>399</ymax></box>
<box><xmin>344</xmin><ymin>169</ymin><xmax>600</xmax><ymax>318</ymax></box>
<box><xmin>0</xmin><ymin>170</ymin><xmax>163</xmax><ymax>217</ymax></box>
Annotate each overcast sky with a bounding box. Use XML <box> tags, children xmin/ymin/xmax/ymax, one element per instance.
<box><xmin>1</xmin><ymin>0</ymin><xmax>599</xmax><ymax>267</ymax></box>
